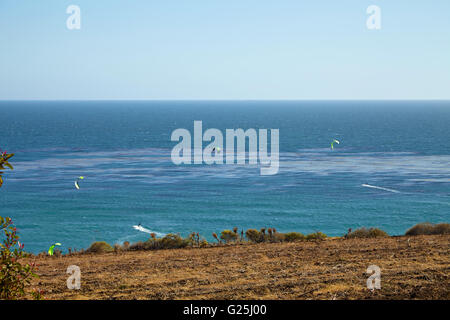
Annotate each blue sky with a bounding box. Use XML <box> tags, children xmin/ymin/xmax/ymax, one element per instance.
<box><xmin>1</xmin><ymin>0</ymin><xmax>449</xmax><ymax>100</ymax></box>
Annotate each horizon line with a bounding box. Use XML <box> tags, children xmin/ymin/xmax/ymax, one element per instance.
<box><xmin>1</xmin><ymin>99</ymin><xmax>450</xmax><ymax>102</ymax></box>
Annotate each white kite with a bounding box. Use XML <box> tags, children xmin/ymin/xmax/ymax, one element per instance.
<box><xmin>74</xmin><ymin>176</ymin><xmax>84</xmax><ymax>190</ymax></box>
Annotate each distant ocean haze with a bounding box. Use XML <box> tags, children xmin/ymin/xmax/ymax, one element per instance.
<box><xmin>1</xmin><ymin>100</ymin><xmax>449</xmax><ymax>253</ymax></box>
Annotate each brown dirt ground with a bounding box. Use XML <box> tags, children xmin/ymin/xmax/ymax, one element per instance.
<box><xmin>28</xmin><ymin>235</ymin><xmax>449</xmax><ymax>300</ymax></box>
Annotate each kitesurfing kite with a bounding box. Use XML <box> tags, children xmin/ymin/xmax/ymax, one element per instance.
<box><xmin>48</xmin><ymin>243</ymin><xmax>61</xmax><ymax>256</ymax></box>
<box><xmin>331</xmin><ymin>139</ymin><xmax>340</xmax><ymax>150</ymax></box>
<box><xmin>74</xmin><ymin>176</ymin><xmax>84</xmax><ymax>190</ymax></box>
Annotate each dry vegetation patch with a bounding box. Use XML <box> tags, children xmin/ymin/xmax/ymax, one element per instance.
<box><xmin>29</xmin><ymin>234</ymin><xmax>450</xmax><ymax>300</ymax></box>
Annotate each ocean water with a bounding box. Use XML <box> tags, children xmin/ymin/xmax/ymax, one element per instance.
<box><xmin>1</xmin><ymin>101</ymin><xmax>449</xmax><ymax>253</ymax></box>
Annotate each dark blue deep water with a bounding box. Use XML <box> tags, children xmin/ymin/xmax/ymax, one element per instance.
<box><xmin>1</xmin><ymin>101</ymin><xmax>449</xmax><ymax>253</ymax></box>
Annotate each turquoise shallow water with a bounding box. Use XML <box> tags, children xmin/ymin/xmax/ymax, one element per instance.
<box><xmin>1</xmin><ymin>101</ymin><xmax>449</xmax><ymax>253</ymax></box>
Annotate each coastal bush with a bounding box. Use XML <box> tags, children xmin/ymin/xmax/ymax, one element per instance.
<box><xmin>139</xmin><ymin>234</ymin><xmax>191</xmax><ymax>251</ymax></box>
<box><xmin>271</xmin><ymin>232</ymin><xmax>285</xmax><ymax>242</ymax></box>
<box><xmin>127</xmin><ymin>233</ymin><xmax>202</xmax><ymax>251</ymax></box>
<box><xmin>306</xmin><ymin>232</ymin><xmax>327</xmax><ymax>240</ymax></box>
<box><xmin>0</xmin><ymin>216</ymin><xmax>38</xmax><ymax>299</ymax></box>
<box><xmin>0</xmin><ymin>151</ymin><xmax>14</xmax><ymax>188</ymax></box>
<box><xmin>199</xmin><ymin>239</ymin><xmax>209</xmax><ymax>248</ymax></box>
<box><xmin>220</xmin><ymin>230</ymin><xmax>238</xmax><ymax>243</ymax></box>
<box><xmin>284</xmin><ymin>232</ymin><xmax>305</xmax><ymax>242</ymax></box>
<box><xmin>87</xmin><ymin>241</ymin><xmax>114</xmax><ymax>253</ymax></box>
<box><xmin>188</xmin><ymin>232</ymin><xmax>205</xmax><ymax>247</ymax></box>
<box><xmin>129</xmin><ymin>241</ymin><xmax>145</xmax><ymax>251</ymax></box>
<box><xmin>30</xmin><ymin>288</ymin><xmax>45</xmax><ymax>300</ymax></box>
<box><xmin>245</xmin><ymin>229</ymin><xmax>264</xmax><ymax>243</ymax></box>
<box><xmin>262</xmin><ymin>228</ymin><xmax>284</xmax><ymax>242</ymax></box>
<box><xmin>405</xmin><ymin>223</ymin><xmax>450</xmax><ymax>236</ymax></box>
<box><xmin>1</xmin><ymin>154</ymin><xmax>40</xmax><ymax>299</ymax></box>
<box><xmin>346</xmin><ymin>228</ymin><xmax>389</xmax><ymax>239</ymax></box>
<box><xmin>212</xmin><ymin>233</ymin><xmax>221</xmax><ymax>244</ymax></box>
<box><xmin>433</xmin><ymin>223</ymin><xmax>450</xmax><ymax>234</ymax></box>
<box><xmin>158</xmin><ymin>234</ymin><xmax>190</xmax><ymax>249</ymax></box>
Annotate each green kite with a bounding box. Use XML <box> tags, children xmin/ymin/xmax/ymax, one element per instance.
<box><xmin>331</xmin><ymin>139</ymin><xmax>340</xmax><ymax>150</ymax></box>
<box><xmin>48</xmin><ymin>243</ymin><xmax>62</xmax><ymax>256</ymax></box>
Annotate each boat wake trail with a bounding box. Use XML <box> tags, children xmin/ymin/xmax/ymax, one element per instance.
<box><xmin>133</xmin><ymin>225</ymin><xmax>166</xmax><ymax>237</ymax></box>
<box><xmin>361</xmin><ymin>184</ymin><xmax>401</xmax><ymax>194</ymax></box>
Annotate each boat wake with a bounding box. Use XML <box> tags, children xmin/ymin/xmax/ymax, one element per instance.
<box><xmin>132</xmin><ymin>225</ymin><xmax>166</xmax><ymax>237</ymax></box>
<box><xmin>361</xmin><ymin>184</ymin><xmax>400</xmax><ymax>194</ymax></box>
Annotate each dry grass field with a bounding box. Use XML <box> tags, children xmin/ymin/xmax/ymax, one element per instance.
<box><xmin>28</xmin><ymin>234</ymin><xmax>449</xmax><ymax>300</ymax></box>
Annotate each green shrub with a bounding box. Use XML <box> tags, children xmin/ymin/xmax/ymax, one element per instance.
<box><xmin>0</xmin><ymin>216</ymin><xmax>38</xmax><ymax>299</ymax></box>
<box><xmin>30</xmin><ymin>288</ymin><xmax>45</xmax><ymax>300</ymax></box>
<box><xmin>284</xmin><ymin>232</ymin><xmax>305</xmax><ymax>242</ymax></box>
<box><xmin>212</xmin><ymin>233</ymin><xmax>221</xmax><ymax>244</ymax></box>
<box><xmin>87</xmin><ymin>241</ymin><xmax>114</xmax><ymax>253</ymax></box>
<box><xmin>199</xmin><ymin>239</ymin><xmax>209</xmax><ymax>248</ymax></box>
<box><xmin>433</xmin><ymin>223</ymin><xmax>450</xmax><ymax>235</ymax></box>
<box><xmin>245</xmin><ymin>229</ymin><xmax>264</xmax><ymax>243</ymax></box>
<box><xmin>0</xmin><ymin>152</ymin><xmax>14</xmax><ymax>188</ymax></box>
<box><xmin>271</xmin><ymin>232</ymin><xmax>285</xmax><ymax>242</ymax></box>
<box><xmin>187</xmin><ymin>232</ymin><xmax>203</xmax><ymax>247</ymax></box>
<box><xmin>129</xmin><ymin>241</ymin><xmax>145</xmax><ymax>251</ymax></box>
<box><xmin>405</xmin><ymin>222</ymin><xmax>450</xmax><ymax>236</ymax></box>
<box><xmin>159</xmin><ymin>234</ymin><xmax>190</xmax><ymax>249</ymax></box>
<box><xmin>137</xmin><ymin>233</ymin><xmax>191</xmax><ymax>251</ymax></box>
<box><xmin>220</xmin><ymin>230</ymin><xmax>238</xmax><ymax>243</ymax></box>
<box><xmin>306</xmin><ymin>232</ymin><xmax>327</xmax><ymax>240</ymax></box>
<box><xmin>347</xmin><ymin>227</ymin><xmax>389</xmax><ymax>239</ymax></box>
